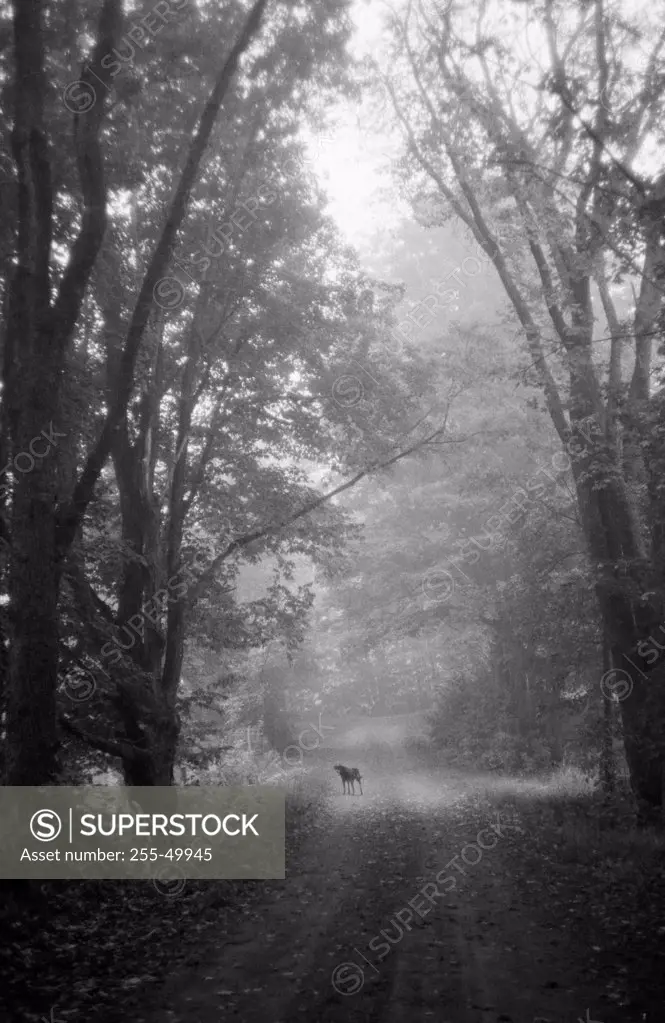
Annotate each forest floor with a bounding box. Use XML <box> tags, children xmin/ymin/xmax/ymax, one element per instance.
<box><xmin>4</xmin><ymin>752</ymin><xmax>665</xmax><ymax>1023</ymax></box>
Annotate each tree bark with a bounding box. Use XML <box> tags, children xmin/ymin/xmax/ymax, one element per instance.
<box><xmin>599</xmin><ymin>632</ymin><xmax>615</xmax><ymax>797</ymax></box>
<box><xmin>4</xmin><ymin>0</ymin><xmax>122</xmax><ymax>784</ymax></box>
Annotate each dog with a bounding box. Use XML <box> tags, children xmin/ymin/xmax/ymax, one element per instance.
<box><xmin>333</xmin><ymin>764</ymin><xmax>363</xmax><ymax>795</ymax></box>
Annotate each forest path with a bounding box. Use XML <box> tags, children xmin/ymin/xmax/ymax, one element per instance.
<box><xmin>137</xmin><ymin>757</ymin><xmax>635</xmax><ymax>1023</ymax></box>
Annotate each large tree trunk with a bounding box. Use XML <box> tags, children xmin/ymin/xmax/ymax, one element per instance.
<box><xmin>6</xmin><ymin>356</ymin><xmax>63</xmax><ymax>783</ymax></box>
<box><xmin>612</xmin><ymin>656</ymin><xmax>665</xmax><ymax>824</ymax></box>
<box><xmin>4</xmin><ymin>0</ymin><xmax>121</xmax><ymax>784</ymax></box>
<box><xmin>4</xmin><ymin>0</ymin><xmax>69</xmax><ymax>781</ymax></box>
<box><xmin>575</xmin><ymin>446</ymin><xmax>665</xmax><ymax>819</ymax></box>
<box><xmin>121</xmin><ymin>709</ymin><xmax>179</xmax><ymax>786</ymax></box>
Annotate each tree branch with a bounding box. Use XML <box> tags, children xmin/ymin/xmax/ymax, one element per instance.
<box><xmin>630</xmin><ymin>173</ymin><xmax>665</xmax><ymax>401</ymax></box>
<box><xmin>50</xmin><ymin>0</ymin><xmax>123</xmax><ymax>351</ymax></box>
<box><xmin>59</xmin><ymin>714</ymin><xmax>131</xmax><ymax>761</ymax></box>
<box><xmin>63</xmin><ymin>558</ymin><xmax>116</xmax><ymax>625</ymax></box>
<box><xmin>11</xmin><ymin>0</ymin><xmax>53</xmax><ymax>328</ymax></box>
<box><xmin>187</xmin><ymin>418</ymin><xmax>456</xmax><ymax>604</ymax></box>
<box><xmin>596</xmin><ymin>265</ymin><xmax>622</xmax><ymax>438</ymax></box>
<box><xmin>56</xmin><ymin>0</ymin><xmax>271</xmax><ymax>554</ymax></box>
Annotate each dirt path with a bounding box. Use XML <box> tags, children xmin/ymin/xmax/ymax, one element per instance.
<box><xmin>135</xmin><ymin>760</ymin><xmax>643</xmax><ymax>1023</ymax></box>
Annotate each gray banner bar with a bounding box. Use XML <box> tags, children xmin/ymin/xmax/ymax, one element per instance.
<box><xmin>0</xmin><ymin>786</ymin><xmax>285</xmax><ymax>879</ymax></box>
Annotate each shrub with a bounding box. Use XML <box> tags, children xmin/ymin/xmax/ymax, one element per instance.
<box><xmin>428</xmin><ymin>674</ymin><xmax>570</xmax><ymax>774</ymax></box>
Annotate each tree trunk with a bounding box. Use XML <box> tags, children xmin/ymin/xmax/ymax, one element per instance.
<box><xmin>568</xmin><ymin>396</ymin><xmax>665</xmax><ymax>819</ymax></box>
<box><xmin>612</xmin><ymin>654</ymin><xmax>665</xmax><ymax>825</ymax></box>
<box><xmin>4</xmin><ymin>0</ymin><xmax>121</xmax><ymax>784</ymax></box>
<box><xmin>111</xmin><ymin>681</ymin><xmax>179</xmax><ymax>786</ymax></box>
<box><xmin>121</xmin><ymin>716</ymin><xmax>179</xmax><ymax>786</ymax></box>
<box><xmin>5</xmin><ymin>370</ymin><xmax>62</xmax><ymax>783</ymax></box>
<box><xmin>599</xmin><ymin>632</ymin><xmax>615</xmax><ymax>797</ymax></box>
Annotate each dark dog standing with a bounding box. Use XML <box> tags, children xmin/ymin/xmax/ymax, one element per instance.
<box><xmin>334</xmin><ymin>764</ymin><xmax>363</xmax><ymax>795</ymax></box>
